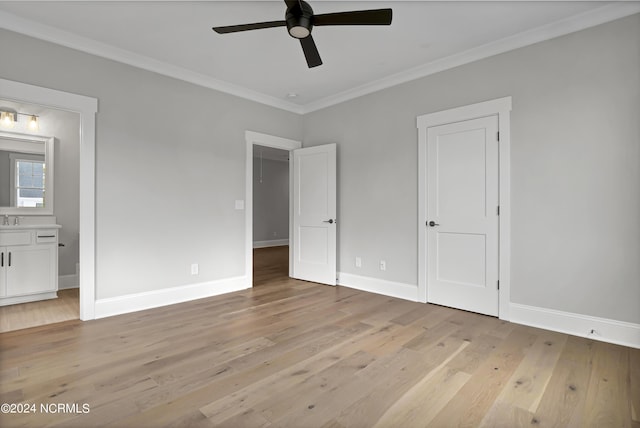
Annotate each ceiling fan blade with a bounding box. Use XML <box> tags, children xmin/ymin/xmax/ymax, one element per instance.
<box><xmin>300</xmin><ymin>35</ymin><xmax>322</xmax><ymax>68</ymax></box>
<box><xmin>313</xmin><ymin>9</ymin><xmax>392</xmax><ymax>26</ymax></box>
<box><xmin>213</xmin><ymin>20</ymin><xmax>286</xmax><ymax>34</ymax></box>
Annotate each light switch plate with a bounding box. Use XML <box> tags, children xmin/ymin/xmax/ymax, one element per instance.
<box><xmin>235</xmin><ymin>200</ymin><xmax>245</xmax><ymax>210</ymax></box>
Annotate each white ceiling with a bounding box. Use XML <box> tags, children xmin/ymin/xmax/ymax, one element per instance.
<box><xmin>1</xmin><ymin>1</ymin><xmax>638</xmax><ymax>113</ymax></box>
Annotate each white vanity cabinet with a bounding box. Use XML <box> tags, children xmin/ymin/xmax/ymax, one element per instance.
<box><xmin>0</xmin><ymin>226</ymin><xmax>59</xmax><ymax>306</ymax></box>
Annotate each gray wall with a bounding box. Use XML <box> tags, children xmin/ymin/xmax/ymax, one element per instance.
<box><xmin>303</xmin><ymin>14</ymin><xmax>640</xmax><ymax>324</ymax></box>
<box><xmin>0</xmin><ymin>29</ymin><xmax>302</xmax><ymax>300</ymax></box>
<box><xmin>1</xmin><ymin>13</ymin><xmax>637</xmax><ymax>325</ymax></box>
<box><xmin>253</xmin><ymin>155</ymin><xmax>289</xmax><ymax>243</ymax></box>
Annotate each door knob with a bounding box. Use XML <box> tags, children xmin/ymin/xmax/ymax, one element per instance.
<box><xmin>323</xmin><ymin>219</ymin><xmax>334</xmax><ymax>224</ymax></box>
<box><xmin>428</xmin><ymin>221</ymin><xmax>439</xmax><ymax>227</ymax></box>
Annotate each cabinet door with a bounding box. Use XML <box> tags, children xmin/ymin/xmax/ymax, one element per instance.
<box><xmin>0</xmin><ymin>248</ymin><xmax>6</xmax><ymax>297</ymax></box>
<box><xmin>6</xmin><ymin>245</ymin><xmax>57</xmax><ymax>296</ymax></box>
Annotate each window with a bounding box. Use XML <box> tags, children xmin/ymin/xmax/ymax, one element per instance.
<box><xmin>15</xmin><ymin>159</ymin><xmax>45</xmax><ymax>207</ymax></box>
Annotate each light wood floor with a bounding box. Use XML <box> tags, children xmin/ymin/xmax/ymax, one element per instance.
<box><xmin>0</xmin><ymin>288</ymin><xmax>79</xmax><ymax>333</ymax></box>
<box><xmin>0</xmin><ymin>246</ymin><xmax>638</xmax><ymax>427</ymax></box>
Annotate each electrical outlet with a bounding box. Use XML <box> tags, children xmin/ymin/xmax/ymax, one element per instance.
<box><xmin>379</xmin><ymin>260</ymin><xmax>386</xmax><ymax>271</ymax></box>
<box><xmin>273</xmin><ymin>231</ymin><xmax>277</xmax><ymax>237</ymax></box>
<box><xmin>355</xmin><ymin>257</ymin><xmax>362</xmax><ymax>268</ymax></box>
<box><xmin>191</xmin><ymin>263</ymin><xmax>199</xmax><ymax>275</ymax></box>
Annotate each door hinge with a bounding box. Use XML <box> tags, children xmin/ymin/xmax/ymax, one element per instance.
<box><xmin>497</xmin><ymin>206</ymin><xmax>500</xmax><ymax>215</ymax></box>
<box><xmin>497</xmin><ymin>280</ymin><xmax>500</xmax><ymax>290</ymax></box>
<box><xmin>497</xmin><ymin>131</ymin><xmax>500</xmax><ymax>141</ymax></box>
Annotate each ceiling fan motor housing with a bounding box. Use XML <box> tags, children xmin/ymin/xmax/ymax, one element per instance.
<box><xmin>286</xmin><ymin>0</ymin><xmax>314</xmax><ymax>39</ymax></box>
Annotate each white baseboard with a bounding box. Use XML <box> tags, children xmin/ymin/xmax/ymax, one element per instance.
<box><xmin>253</xmin><ymin>239</ymin><xmax>289</xmax><ymax>248</ymax></box>
<box><xmin>94</xmin><ymin>276</ymin><xmax>249</xmax><ymax>319</ymax></box>
<box><xmin>510</xmin><ymin>302</ymin><xmax>640</xmax><ymax>349</ymax></box>
<box><xmin>58</xmin><ymin>273</ymin><xmax>79</xmax><ymax>290</ymax></box>
<box><xmin>337</xmin><ymin>272</ymin><xmax>419</xmax><ymax>302</ymax></box>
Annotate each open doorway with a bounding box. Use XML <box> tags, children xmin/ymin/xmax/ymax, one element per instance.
<box><xmin>252</xmin><ymin>144</ymin><xmax>290</xmax><ymax>286</ymax></box>
<box><xmin>0</xmin><ymin>99</ymin><xmax>80</xmax><ymax>332</ymax></box>
<box><xmin>244</xmin><ymin>131</ymin><xmax>301</xmax><ymax>288</ymax></box>
<box><xmin>244</xmin><ymin>131</ymin><xmax>337</xmax><ymax>288</ymax></box>
<box><xmin>1</xmin><ymin>78</ymin><xmax>97</xmax><ymax>322</ymax></box>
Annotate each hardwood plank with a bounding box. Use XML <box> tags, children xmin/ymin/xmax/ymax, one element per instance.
<box><xmin>251</xmin><ymin>350</ymin><xmax>377</xmax><ymax>423</ymax></box>
<box><xmin>447</xmin><ymin>333</ymin><xmax>503</xmax><ymax>374</ymax></box>
<box><xmin>428</xmin><ymin>327</ymin><xmax>537</xmax><ymax>427</ymax></box>
<box><xmin>478</xmin><ymin>402</ymin><xmax>536</xmax><ymax>428</ymax></box>
<box><xmin>489</xmin><ymin>329</ymin><xmax>568</xmax><ymax>414</ymax></box>
<box><xmin>630</xmin><ymin>347</ymin><xmax>640</xmax><ymax>423</ymax></box>
<box><xmin>200</xmin><ymin>324</ymin><xmax>394</xmax><ymax>424</ymax></box>
<box><xmin>270</xmin><ymin>334</ymin><xmax>468</xmax><ymax>427</ymax></box>
<box><xmin>212</xmin><ymin>408</ymin><xmax>271</xmax><ymax>428</ymax></box>
<box><xmin>266</xmin><ymin>346</ymin><xmax>419</xmax><ymax>427</ymax></box>
<box><xmin>114</xmin><ymin>322</ymin><xmax>372</xmax><ymax>426</ymax></box>
<box><xmin>373</xmin><ymin>367</ymin><xmax>471</xmax><ymax>427</ymax></box>
<box><xmin>365</xmin><ymin>340</ymin><xmax>470</xmax><ymax>427</ymax></box>
<box><xmin>528</xmin><ymin>336</ymin><xmax>594</xmax><ymax>428</ymax></box>
<box><xmin>582</xmin><ymin>341</ymin><xmax>632</xmax><ymax>428</ymax></box>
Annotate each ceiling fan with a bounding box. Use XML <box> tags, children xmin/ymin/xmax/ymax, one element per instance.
<box><xmin>212</xmin><ymin>0</ymin><xmax>392</xmax><ymax>68</ymax></box>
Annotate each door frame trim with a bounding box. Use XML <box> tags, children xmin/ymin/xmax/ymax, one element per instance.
<box><xmin>244</xmin><ymin>131</ymin><xmax>301</xmax><ymax>287</ymax></box>
<box><xmin>0</xmin><ymin>78</ymin><xmax>98</xmax><ymax>320</ymax></box>
<box><xmin>417</xmin><ymin>97</ymin><xmax>512</xmax><ymax>320</ymax></box>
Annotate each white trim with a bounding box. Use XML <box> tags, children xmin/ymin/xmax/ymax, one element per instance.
<box><xmin>0</xmin><ymin>78</ymin><xmax>98</xmax><ymax>321</ymax></box>
<box><xmin>2</xmin><ymin>4</ymin><xmax>638</xmax><ymax>115</ymax></box>
<box><xmin>298</xmin><ymin>3</ymin><xmax>640</xmax><ymax>113</ymax></box>
<box><xmin>0</xmin><ymin>10</ymin><xmax>303</xmax><ymax>115</ymax></box>
<box><xmin>58</xmin><ymin>273</ymin><xmax>79</xmax><ymax>290</ymax></box>
<box><xmin>337</xmin><ymin>272</ymin><xmax>419</xmax><ymax>302</ymax></box>
<box><xmin>253</xmin><ymin>239</ymin><xmax>289</xmax><ymax>249</ymax></box>
<box><xmin>417</xmin><ymin>96</ymin><xmax>512</xmax><ymax>320</ymax></box>
<box><xmin>94</xmin><ymin>276</ymin><xmax>248</xmax><ymax>319</ymax></box>
<box><xmin>245</xmin><ymin>131</ymin><xmax>301</xmax><ymax>288</ymax></box>
<box><xmin>510</xmin><ymin>303</ymin><xmax>640</xmax><ymax>349</ymax></box>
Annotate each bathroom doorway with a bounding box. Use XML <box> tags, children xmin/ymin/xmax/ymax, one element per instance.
<box><xmin>0</xmin><ymin>99</ymin><xmax>81</xmax><ymax>332</ymax></box>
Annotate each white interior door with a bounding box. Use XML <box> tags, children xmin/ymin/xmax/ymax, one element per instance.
<box><xmin>292</xmin><ymin>144</ymin><xmax>336</xmax><ymax>285</ymax></box>
<box><xmin>426</xmin><ymin>116</ymin><xmax>499</xmax><ymax>316</ymax></box>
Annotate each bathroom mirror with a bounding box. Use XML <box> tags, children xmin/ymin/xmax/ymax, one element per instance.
<box><xmin>0</xmin><ymin>131</ymin><xmax>54</xmax><ymax>216</ymax></box>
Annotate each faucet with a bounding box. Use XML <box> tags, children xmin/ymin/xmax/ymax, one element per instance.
<box><xmin>2</xmin><ymin>215</ymin><xmax>8</xmax><ymax>226</ymax></box>
<box><xmin>13</xmin><ymin>216</ymin><xmax>21</xmax><ymax>226</ymax></box>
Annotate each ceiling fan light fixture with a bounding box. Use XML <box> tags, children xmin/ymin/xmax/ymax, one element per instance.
<box><xmin>286</xmin><ymin>0</ymin><xmax>313</xmax><ymax>39</ymax></box>
<box><xmin>288</xmin><ymin>25</ymin><xmax>310</xmax><ymax>39</ymax></box>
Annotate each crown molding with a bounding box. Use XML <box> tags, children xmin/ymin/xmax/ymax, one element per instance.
<box><xmin>1</xmin><ymin>3</ymin><xmax>638</xmax><ymax>116</ymax></box>
<box><xmin>0</xmin><ymin>10</ymin><xmax>305</xmax><ymax>115</ymax></box>
<box><xmin>300</xmin><ymin>2</ymin><xmax>640</xmax><ymax>113</ymax></box>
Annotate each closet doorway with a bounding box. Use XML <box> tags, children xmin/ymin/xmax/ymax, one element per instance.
<box><xmin>252</xmin><ymin>144</ymin><xmax>291</xmax><ymax>287</ymax></box>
